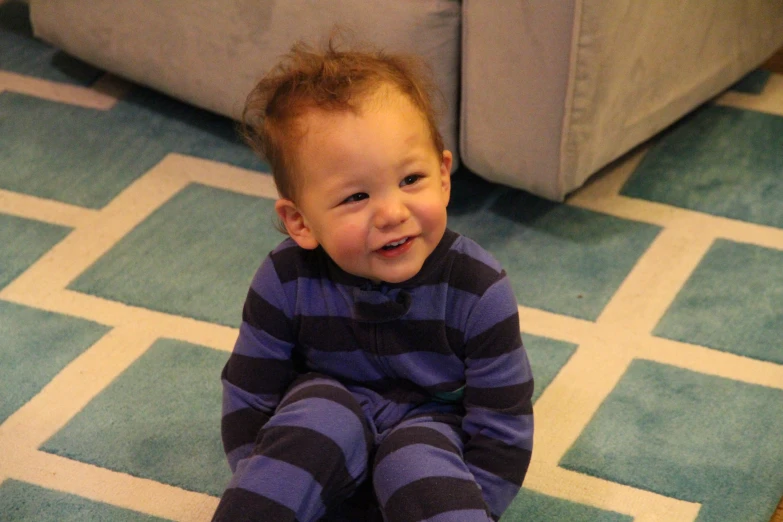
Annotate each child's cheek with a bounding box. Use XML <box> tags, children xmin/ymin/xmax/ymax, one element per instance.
<box><xmin>414</xmin><ymin>201</ymin><xmax>446</xmax><ymax>232</ymax></box>
<box><xmin>334</xmin><ymin>220</ymin><xmax>369</xmax><ymax>255</ymax></box>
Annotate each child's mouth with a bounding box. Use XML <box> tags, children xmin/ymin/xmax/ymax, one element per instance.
<box><xmin>382</xmin><ymin>237</ymin><xmax>410</xmax><ymax>250</ymax></box>
<box><xmin>377</xmin><ymin>236</ymin><xmax>413</xmax><ymax>257</ymax></box>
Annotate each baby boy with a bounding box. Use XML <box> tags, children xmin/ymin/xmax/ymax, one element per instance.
<box><xmin>213</xmin><ymin>39</ymin><xmax>534</xmax><ymax>522</ymax></box>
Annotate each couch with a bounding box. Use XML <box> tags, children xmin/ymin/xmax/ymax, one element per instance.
<box><xmin>29</xmin><ymin>0</ymin><xmax>783</xmax><ymax>201</ymax></box>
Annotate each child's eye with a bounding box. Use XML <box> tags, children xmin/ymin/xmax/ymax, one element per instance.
<box><xmin>401</xmin><ymin>174</ymin><xmax>423</xmax><ymax>187</ymax></box>
<box><xmin>342</xmin><ymin>193</ymin><xmax>368</xmax><ymax>204</ymax></box>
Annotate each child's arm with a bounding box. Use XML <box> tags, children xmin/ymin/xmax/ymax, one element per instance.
<box><xmin>220</xmin><ymin>253</ymin><xmax>299</xmax><ymax>472</ymax></box>
<box><xmin>462</xmin><ymin>274</ymin><xmax>534</xmax><ymax>520</ymax></box>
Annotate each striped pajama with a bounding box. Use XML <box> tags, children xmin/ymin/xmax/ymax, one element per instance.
<box><xmin>214</xmin><ymin>374</ymin><xmax>494</xmax><ymax>521</ymax></box>
<box><xmin>214</xmin><ymin>230</ymin><xmax>534</xmax><ymax>521</ymax></box>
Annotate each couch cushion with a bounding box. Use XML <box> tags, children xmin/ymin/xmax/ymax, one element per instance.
<box><xmin>461</xmin><ymin>0</ymin><xmax>783</xmax><ymax>200</ymax></box>
<box><xmin>31</xmin><ymin>0</ymin><xmax>462</xmax><ymax>168</ymax></box>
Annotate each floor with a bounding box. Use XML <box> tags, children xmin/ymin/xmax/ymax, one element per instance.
<box><xmin>765</xmin><ymin>40</ymin><xmax>783</xmax><ymax>522</ymax></box>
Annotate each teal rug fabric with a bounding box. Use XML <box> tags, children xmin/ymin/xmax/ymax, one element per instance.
<box><xmin>1</xmin><ymin>3</ymin><xmax>781</xmax><ymax>521</ymax></box>
<box><xmin>0</xmin><ymin>480</ymin><xmax>167</xmax><ymax>522</ymax></box>
<box><xmin>68</xmin><ymin>185</ymin><xmax>281</xmax><ymax>328</ymax></box>
<box><xmin>654</xmin><ymin>239</ymin><xmax>783</xmax><ymax>364</ymax></box>
<box><xmin>0</xmin><ymin>301</ymin><xmax>110</xmax><ymax>423</ymax></box>
<box><xmin>449</xmin><ymin>178</ymin><xmax>661</xmax><ymax>321</ymax></box>
<box><xmin>621</xmin><ymin>104</ymin><xmax>783</xmax><ymax>228</ymax></box>
<box><xmin>501</xmin><ymin>489</ymin><xmax>632</xmax><ymax>522</ymax></box>
<box><xmin>41</xmin><ymin>339</ymin><xmax>232</xmax><ymax>498</ymax></box>
<box><xmin>560</xmin><ymin>360</ymin><xmax>783</xmax><ymax>522</ymax></box>
<box><xmin>0</xmin><ymin>213</ymin><xmax>70</xmax><ymax>289</ymax></box>
<box><xmin>0</xmin><ymin>90</ymin><xmax>266</xmax><ymax>209</ymax></box>
<box><xmin>522</xmin><ymin>334</ymin><xmax>578</xmax><ymax>405</ymax></box>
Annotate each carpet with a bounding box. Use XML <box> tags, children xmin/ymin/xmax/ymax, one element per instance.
<box><xmin>1</xmin><ymin>2</ymin><xmax>782</xmax><ymax>521</ymax></box>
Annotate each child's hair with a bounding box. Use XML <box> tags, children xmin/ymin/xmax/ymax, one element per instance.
<box><xmin>241</xmin><ymin>35</ymin><xmax>446</xmax><ymax>208</ymax></box>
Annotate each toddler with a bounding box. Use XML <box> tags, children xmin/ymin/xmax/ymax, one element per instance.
<box><xmin>213</xmin><ymin>39</ymin><xmax>534</xmax><ymax>522</ymax></box>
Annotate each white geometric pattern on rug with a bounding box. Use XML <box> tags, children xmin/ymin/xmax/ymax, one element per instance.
<box><xmin>1</xmin><ymin>68</ymin><xmax>782</xmax><ymax>522</ymax></box>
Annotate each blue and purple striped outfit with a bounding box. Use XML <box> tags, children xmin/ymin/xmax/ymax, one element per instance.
<box><xmin>214</xmin><ymin>229</ymin><xmax>534</xmax><ymax>521</ymax></box>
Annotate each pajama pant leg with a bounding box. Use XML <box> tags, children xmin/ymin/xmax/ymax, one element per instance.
<box><xmin>373</xmin><ymin>414</ymin><xmax>494</xmax><ymax>522</ymax></box>
<box><xmin>212</xmin><ymin>373</ymin><xmax>373</xmax><ymax>522</ymax></box>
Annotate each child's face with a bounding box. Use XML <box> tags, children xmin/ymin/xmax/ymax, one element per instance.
<box><xmin>275</xmin><ymin>91</ymin><xmax>452</xmax><ymax>284</ymax></box>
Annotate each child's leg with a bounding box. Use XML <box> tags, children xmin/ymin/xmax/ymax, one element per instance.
<box><xmin>213</xmin><ymin>373</ymin><xmax>373</xmax><ymax>522</ymax></box>
<box><xmin>373</xmin><ymin>413</ymin><xmax>494</xmax><ymax>522</ymax></box>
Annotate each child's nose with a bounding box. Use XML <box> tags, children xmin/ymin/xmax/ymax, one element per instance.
<box><xmin>374</xmin><ymin>196</ymin><xmax>410</xmax><ymax>229</ymax></box>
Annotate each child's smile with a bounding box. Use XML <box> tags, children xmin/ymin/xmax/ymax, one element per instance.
<box><xmin>377</xmin><ymin>236</ymin><xmax>413</xmax><ymax>256</ymax></box>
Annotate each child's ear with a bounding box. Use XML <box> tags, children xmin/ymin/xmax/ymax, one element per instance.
<box><xmin>275</xmin><ymin>199</ymin><xmax>319</xmax><ymax>250</ymax></box>
<box><xmin>440</xmin><ymin>150</ymin><xmax>453</xmax><ymax>204</ymax></box>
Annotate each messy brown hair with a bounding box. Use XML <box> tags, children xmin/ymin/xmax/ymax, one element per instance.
<box><xmin>241</xmin><ymin>35</ymin><xmax>446</xmax><ymax>208</ymax></box>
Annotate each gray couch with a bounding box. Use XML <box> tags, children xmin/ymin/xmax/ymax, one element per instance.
<box><xmin>30</xmin><ymin>0</ymin><xmax>783</xmax><ymax>200</ymax></box>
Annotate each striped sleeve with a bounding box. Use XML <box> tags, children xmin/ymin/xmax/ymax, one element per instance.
<box><xmin>461</xmin><ymin>273</ymin><xmax>534</xmax><ymax>519</ymax></box>
<box><xmin>220</xmin><ymin>248</ymin><xmax>299</xmax><ymax>471</ymax></box>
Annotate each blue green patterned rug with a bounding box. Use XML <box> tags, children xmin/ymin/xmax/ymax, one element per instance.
<box><xmin>1</xmin><ymin>3</ymin><xmax>781</xmax><ymax>521</ymax></box>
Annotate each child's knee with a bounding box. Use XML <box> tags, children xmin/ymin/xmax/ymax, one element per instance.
<box><xmin>263</xmin><ymin>373</ymin><xmax>372</xmax><ymax>477</ymax></box>
<box><xmin>373</xmin><ymin>424</ymin><xmax>467</xmax><ymax>496</ymax></box>
<box><xmin>280</xmin><ymin>372</ymin><xmax>357</xmax><ymax>409</ymax></box>
<box><xmin>373</xmin><ymin>423</ymin><xmax>491</xmax><ymax>520</ymax></box>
